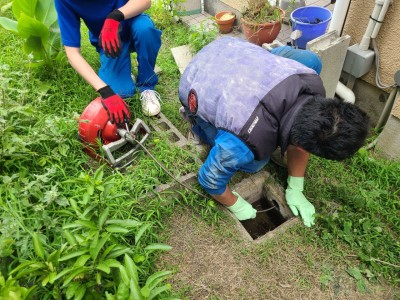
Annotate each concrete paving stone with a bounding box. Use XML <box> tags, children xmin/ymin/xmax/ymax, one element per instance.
<box><xmin>191</xmin><ymin>18</ymin><xmax>217</xmax><ymax>32</ymax></box>
<box><xmin>312</xmin><ymin>0</ymin><xmax>332</xmax><ymax>7</ymax></box>
<box><xmin>326</xmin><ymin>3</ymin><xmax>335</xmax><ymax>11</ymax></box>
<box><xmin>185</xmin><ymin>18</ymin><xmax>198</xmax><ymax>27</ymax></box>
<box><xmin>230</xmin><ymin>171</ymin><xmax>299</xmax><ymax>243</ymax></box>
<box><xmin>194</xmin><ymin>14</ymin><xmax>210</xmax><ymax>22</ymax></box>
<box><xmin>180</xmin><ymin>15</ymin><xmax>193</xmax><ymax>23</ymax></box>
<box><xmin>154</xmin><ymin>64</ymin><xmax>162</xmax><ymax>75</ymax></box>
<box><xmin>155</xmin><ymin>172</ymin><xmax>199</xmax><ymax>194</ymax></box>
<box><xmin>171</xmin><ymin>45</ymin><xmax>193</xmax><ymax>74</ymax></box>
<box><xmin>305</xmin><ymin>0</ymin><xmax>320</xmax><ymax>5</ymax></box>
<box><xmin>150</xmin><ymin>112</ymin><xmax>188</xmax><ymax>148</ymax></box>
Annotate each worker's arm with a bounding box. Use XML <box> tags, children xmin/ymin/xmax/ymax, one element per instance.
<box><xmin>64</xmin><ymin>46</ymin><xmax>130</xmax><ymax>126</ymax></box>
<box><xmin>198</xmin><ymin>131</ymin><xmax>257</xmax><ymax>221</ymax></box>
<box><xmin>64</xmin><ymin>46</ymin><xmax>106</xmax><ymax>91</ymax></box>
<box><xmin>118</xmin><ymin>0</ymin><xmax>151</xmax><ymax>19</ymax></box>
<box><xmin>99</xmin><ymin>0</ymin><xmax>151</xmax><ymax>58</ymax></box>
<box><xmin>287</xmin><ymin>144</ymin><xmax>309</xmax><ymax>177</ymax></box>
<box><xmin>285</xmin><ymin>144</ymin><xmax>316</xmax><ymax>227</ymax></box>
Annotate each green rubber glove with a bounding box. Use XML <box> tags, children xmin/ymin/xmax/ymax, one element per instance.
<box><xmin>285</xmin><ymin>176</ymin><xmax>315</xmax><ymax>227</ymax></box>
<box><xmin>228</xmin><ymin>192</ymin><xmax>257</xmax><ymax>221</ymax></box>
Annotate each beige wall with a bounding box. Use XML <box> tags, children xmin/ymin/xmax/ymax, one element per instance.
<box><xmin>220</xmin><ymin>0</ymin><xmax>247</xmax><ymax>12</ymax></box>
<box><xmin>220</xmin><ymin>0</ymin><xmax>277</xmax><ymax>12</ymax></box>
<box><xmin>342</xmin><ymin>0</ymin><xmax>400</xmax><ymax>117</ymax></box>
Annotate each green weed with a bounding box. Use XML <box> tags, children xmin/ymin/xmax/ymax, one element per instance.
<box><xmin>302</xmin><ymin>151</ymin><xmax>400</xmax><ymax>284</ymax></box>
<box><xmin>187</xmin><ymin>21</ymin><xmax>218</xmax><ymax>54</ymax></box>
<box><xmin>1</xmin><ymin>2</ymin><xmax>399</xmax><ymax>298</ymax></box>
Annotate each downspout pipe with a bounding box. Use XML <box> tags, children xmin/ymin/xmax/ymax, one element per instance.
<box><xmin>359</xmin><ymin>0</ymin><xmax>384</xmax><ymax>51</ymax></box>
<box><xmin>328</xmin><ymin>0</ymin><xmax>351</xmax><ymax>36</ymax></box>
<box><xmin>375</xmin><ymin>87</ymin><xmax>399</xmax><ymax>130</ymax></box>
<box><xmin>371</xmin><ymin>0</ymin><xmax>391</xmax><ymax>38</ymax></box>
<box><xmin>329</xmin><ymin>0</ymin><xmax>356</xmax><ymax>103</ymax></box>
<box><xmin>336</xmin><ymin>81</ymin><xmax>355</xmax><ymax>104</ymax></box>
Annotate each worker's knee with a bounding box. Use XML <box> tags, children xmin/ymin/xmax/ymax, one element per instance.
<box><xmin>130</xmin><ymin>14</ymin><xmax>161</xmax><ymax>39</ymax></box>
<box><xmin>98</xmin><ymin>45</ymin><xmax>135</xmax><ymax>98</ymax></box>
<box><xmin>198</xmin><ymin>166</ymin><xmax>226</xmax><ymax>195</ymax></box>
<box><xmin>270</xmin><ymin>46</ymin><xmax>322</xmax><ymax>74</ymax></box>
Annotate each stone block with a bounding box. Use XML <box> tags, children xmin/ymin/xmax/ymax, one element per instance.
<box><xmin>376</xmin><ymin>115</ymin><xmax>400</xmax><ymax>160</ymax></box>
<box><xmin>171</xmin><ymin>45</ymin><xmax>193</xmax><ymax>74</ymax></box>
<box><xmin>228</xmin><ymin>171</ymin><xmax>298</xmax><ymax>243</ymax></box>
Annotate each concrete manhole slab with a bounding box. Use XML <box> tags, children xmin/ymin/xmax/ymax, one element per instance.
<box><xmin>230</xmin><ymin>171</ymin><xmax>298</xmax><ymax>243</ymax></box>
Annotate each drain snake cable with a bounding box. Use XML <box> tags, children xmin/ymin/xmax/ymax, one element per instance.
<box><xmin>124</xmin><ymin>133</ymin><xmax>276</xmax><ymax>214</ymax></box>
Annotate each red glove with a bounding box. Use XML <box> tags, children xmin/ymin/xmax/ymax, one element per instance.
<box><xmin>97</xmin><ymin>85</ymin><xmax>131</xmax><ymax>126</ymax></box>
<box><xmin>99</xmin><ymin>10</ymin><xmax>124</xmax><ymax>58</ymax></box>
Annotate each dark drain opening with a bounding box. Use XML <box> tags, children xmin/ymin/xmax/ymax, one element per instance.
<box><xmin>240</xmin><ymin>197</ymin><xmax>287</xmax><ymax>240</ymax></box>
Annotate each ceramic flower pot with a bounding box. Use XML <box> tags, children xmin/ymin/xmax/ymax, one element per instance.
<box><xmin>241</xmin><ymin>8</ymin><xmax>285</xmax><ymax>46</ymax></box>
<box><xmin>215</xmin><ymin>11</ymin><xmax>236</xmax><ymax>34</ymax></box>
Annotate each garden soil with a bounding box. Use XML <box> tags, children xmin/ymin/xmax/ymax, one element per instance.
<box><xmin>157</xmin><ymin>207</ymin><xmax>399</xmax><ymax>300</ymax></box>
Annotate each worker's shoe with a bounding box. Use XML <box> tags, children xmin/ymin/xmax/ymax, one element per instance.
<box><xmin>140</xmin><ymin>90</ymin><xmax>161</xmax><ymax>116</ymax></box>
<box><xmin>179</xmin><ymin>106</ymin><xmax>192</xmax><ymax>123</ymax></box>
<box><xmin>270</xmin><ymin>147</ymin><xmax>287</xmax><ymax>168</ymax></box>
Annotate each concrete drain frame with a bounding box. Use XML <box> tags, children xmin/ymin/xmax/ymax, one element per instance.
<box><xmin>149</xmin><ymin>113</ymin><xmax>298</xmax><ymax>243</ymax></box>
<box><xmin>230</xmin><ymin>171</ymin><xmax>299</xmax><ymax>243</ymax></box>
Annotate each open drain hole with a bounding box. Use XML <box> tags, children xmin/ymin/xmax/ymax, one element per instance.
<box><xmin>159</xmin><ymin>121</ymin><xmax>171</xmax><ymax>130</ymax></box>
<box><xmin>240</xmin><ymin>196</ymin><xmax>287</xmax><ymax>240</ymax></box>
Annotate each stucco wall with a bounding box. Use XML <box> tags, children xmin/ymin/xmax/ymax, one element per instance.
<box><xmin>219</xmin><ymin>0</ymin><xmax>275</xmax><ymax>13</ymax></box>
<box><xmin>342</xmin><ymin>0</ymin><xmax>400</xmax><ymax>118</ymax></box>
<box><xmin>220</xmin><ymin>0</ymin><xmax>247</xmax><ymax>12</ymax></box>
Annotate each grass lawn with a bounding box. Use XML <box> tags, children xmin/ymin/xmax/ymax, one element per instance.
<box><xmin>0</xmin><ymin>1</ymin><xmax>399</xmax><ymax>299</ymax></box>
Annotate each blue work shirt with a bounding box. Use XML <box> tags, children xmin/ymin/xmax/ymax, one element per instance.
<box><xmin>54</xmin><ymin>0</ymin><xmax>129</xmax><ymax>47</ymax></box>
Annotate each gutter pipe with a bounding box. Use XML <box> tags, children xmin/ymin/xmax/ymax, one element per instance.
<box><xmin>371</xmin><ymin>0</ymin><xmax>391</xmax><ymax>38</ymax></box>
<box><xmin>359</xmin><ymin>0</ymin><xmax>384</xmax><ymax>51</ymax></box>
<box><xmin>375</xmin><ymin>87</ymin><xmax>399</xmax><ymax>130</ymax></box>
<box><xmin>328</xmin><ymin>0</ymin><xmax>356</xmax><ymax>104</ymax></box>
<box><xmin>328</xmin><ymin>0</ymin><xmax>351</xmax><ymax>36</ymax></box>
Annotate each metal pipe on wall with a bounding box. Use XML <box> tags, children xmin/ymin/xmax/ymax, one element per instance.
<box><xmin>375</xmin><ymin>87</ymin><xmax>399</xmax><ymax>130</ymax></box>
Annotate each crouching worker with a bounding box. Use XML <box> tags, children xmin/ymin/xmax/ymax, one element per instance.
<box><xmin>178</xmin><ymin>37</ymin><xmax>369</xmax><ymax>227</ymax></box>
<box><xmin>55</xmin><ymin>0</ymin><xmax>162</xmax><ymax>128</ymax></box>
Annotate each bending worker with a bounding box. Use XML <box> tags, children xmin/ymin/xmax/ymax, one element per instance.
<box><xmin>178</xmin><ymin>37</ymin><xmax>369</xmax><ymax>227</ymax></box>
<box><xmin>55</xmin><ymin>0</ymin><xmax>162</xmax><ymax>127</ymax></box>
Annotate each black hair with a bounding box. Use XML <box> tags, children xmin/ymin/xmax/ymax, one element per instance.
<box><xmin>290</xmin><ymin>96</ymin><xmax>370</xmax><ymax>160</ymax></box>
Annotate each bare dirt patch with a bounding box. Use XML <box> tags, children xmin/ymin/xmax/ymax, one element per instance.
<box><xmin>158</xmin><ymin>207</ymin><xmax>398</xmax><ymax>300</ymax></box>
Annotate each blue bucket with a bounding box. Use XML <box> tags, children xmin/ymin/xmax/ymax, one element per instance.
<box><xmin>290</xmin><ymin>6</ymin><xmax>332</xmax><ymax>49</ymax></box>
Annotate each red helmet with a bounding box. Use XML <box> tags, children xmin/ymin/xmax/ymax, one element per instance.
<box><xmin>78</xmin><ymin>97</ymin><xmax>120</xmax><ymax>146</ymax></box>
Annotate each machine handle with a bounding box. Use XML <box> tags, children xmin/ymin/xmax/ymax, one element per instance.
<box><xmin>102</xmin><ymin>118</ymin><xmax>151</xmax><ymax>168</ymax></box>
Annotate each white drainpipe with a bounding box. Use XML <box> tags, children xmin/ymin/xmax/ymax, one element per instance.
<box><xmin>371</xmin><ymin>0</ymin><xmax>391</xmax><ymax>39</ymax></box>
<box><xmin>327</xmin><ymin>0</ymin><xmax>356</xmax><ymax>104</ymax></box>
<box><xmin>328</xmin><ymin>0</ymin><xmax>351</xmax><ymax>35</ymax></box>
<box><xmin>359</xmin><ymin>0</ymin><xmax>385</xmax><ymax>51</ymax></box>
<box><xmin>331</xmin><ymin>0</ymin><xmax>391</xmax><ymax>103</ymax></box>
<box><xmin>336</xmin><ymin>81</ymin><xmax>355</xmax><ymax>104</ymax></box>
